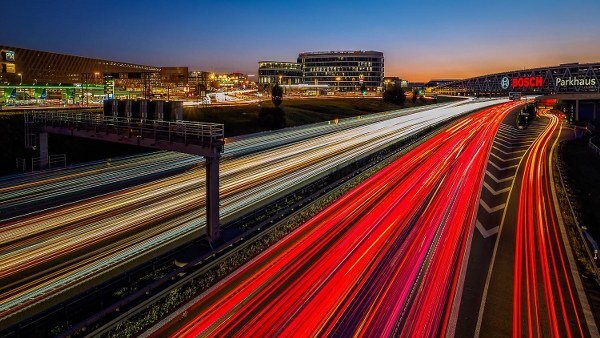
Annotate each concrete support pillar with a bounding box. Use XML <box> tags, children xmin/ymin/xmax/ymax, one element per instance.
<box><xmin>575</xmin><ymin>99</ymin><xmax>580</xmax><ymax>121</ymax></box>
<box><xmin>205</xmin><ymin>155</ymin><xmax>220</xmax><ymax>242</ymax></box>
<box><xmin>39</xmin><ymin>132</ymin><xmax>48</xmax><ymax>169</ymax></box>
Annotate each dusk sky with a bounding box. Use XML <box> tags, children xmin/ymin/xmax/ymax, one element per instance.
<box><xmin>1</xmin><ymin>0</ymin><xmax>599</xmax><ymax>81</ymax></box>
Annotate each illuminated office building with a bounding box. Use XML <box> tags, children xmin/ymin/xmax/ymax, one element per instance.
<box><xmin>257</xmin><ymin>61</ymin><xmax>303</xmax><ymax>86</ymax></box>
<box><xmin>0</xmin><ymin>45</ymin><xmax>160</xmax><ymax>87</ymax></box>
<box><xmin>297</xmin><ymin>50</ymin><xmax>384</xmax><ymax>92</ymax></box>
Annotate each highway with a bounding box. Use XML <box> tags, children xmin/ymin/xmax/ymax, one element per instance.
<box><xmin>475</xmin><ymin>111</ymin><xmax>597</xmax><ymax>337</ymax></box>
<box><xmin>512</xmin><ymin>112</ymin><xmax>580</xmax><ymax>336</ymax></box>
<box><xmin>0</xmin><ymin>151</ymin><xmax>199</xmax><ymax>218</ymax></box>
<box><xmin>0</xmin><ymin>98</ymin><xmax>509</xmax><ymax>326</ymax></box>
<box><xmin>0</xmin><ymin>102</ymin><xmax>450</xmax><ymax>212</ymax></box>
<box><xmin>147</xmin><ymin>101</ymin><xmax>523</xmax><ymax>337</ymax></box>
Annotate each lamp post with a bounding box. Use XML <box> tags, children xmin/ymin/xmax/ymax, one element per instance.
<box><xmin>18</xmin><ymin>73</ymin><xmax>22</xmax><ymax>85</ymax></box>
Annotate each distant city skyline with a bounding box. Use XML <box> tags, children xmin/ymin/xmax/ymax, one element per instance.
<box><xmin>1</xmin><ymin>0</ymin><xmax>599</xmax><ymax>82</ymax></box>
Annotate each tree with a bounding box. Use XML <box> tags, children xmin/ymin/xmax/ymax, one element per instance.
<box><xmin>412</xmin><ymin>89</ymin><xmax>419</xmax><ymax>104</ymax></box>
<box><xmin>271</xmin><ymin>83</ymin><xmax>283</xmax><ymax>107</ymax></box>
<box><xmin>382</xmin><ymin>83</ymin><xmax>406</xmax><ymax>105</ymax></box>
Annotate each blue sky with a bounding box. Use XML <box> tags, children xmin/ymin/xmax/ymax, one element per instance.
<box><xmin>2</xmin><ymin>0</ymin><xmax>599</xmax><ymax>81</ymax></box>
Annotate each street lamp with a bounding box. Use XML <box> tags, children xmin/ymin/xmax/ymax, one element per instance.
<box><xmin>336</xmin><ymin>76</ymin><xmax>341</xmax><ymax>93</ymax></box>
<box><xmin>18</xmin><ymin>73</ymin><xmax>22</xmax><ymax>85</ymax></box>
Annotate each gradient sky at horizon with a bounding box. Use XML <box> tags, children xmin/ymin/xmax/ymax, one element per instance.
<box><xmin>1</xmin><ymin>0</ymin><xmax>599</xmax><ymax>82</ymax></box>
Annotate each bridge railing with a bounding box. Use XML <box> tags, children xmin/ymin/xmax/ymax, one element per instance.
<box><xmin>26</xmin><ymin>111</ymin><xmax>225</xmax><ymax>147</ymax></box>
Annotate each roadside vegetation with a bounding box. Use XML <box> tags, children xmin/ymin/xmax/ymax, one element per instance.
<box><xmin>555</xmin><ymin>129</ymin><xmax>600</xmax><ymax>322</ymax></box>
<box><xmin>560</xmin><ymin>131</ymin><xmax>600</xmax><ymax>254</ymax></box>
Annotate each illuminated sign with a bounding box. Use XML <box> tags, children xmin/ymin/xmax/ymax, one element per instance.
<box><xmin>555</xmin><ymin>77</ymin><xmax>597</xmax><ymax>87</ymax></box>
<box><xmin>501</xmin><ymin>77</ymin><xmax>510</xmax><ymax>89</ymax></box>
<box><xmin>509</xmin><ymin>92</ymin><xmax>522</xmax><ymax>100</ymax></box>
<box><xmin>4</xmin><ymin>63</ymin><xmax>15</xmax><ymax>73</ymax></box>
<box><xmin>5</xmin><ymin>50</ymin><xmax>15</xmax><ymax>62</ymax></box>
<box><xmin>511</xmin><ymin>76</ymin><xmax>543</xmax><ymax>88</ymax></box>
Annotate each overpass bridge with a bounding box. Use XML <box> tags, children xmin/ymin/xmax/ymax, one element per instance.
<box><xmin>24</xmin><ymin>110</ymin><xmax>224</xmax><ymax>241</ymax></box>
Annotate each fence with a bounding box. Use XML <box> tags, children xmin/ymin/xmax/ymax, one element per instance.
<box><xmin>30</xmin><ymin>154</ymin><xmax>67</xmax><ymax>171</ymax></box>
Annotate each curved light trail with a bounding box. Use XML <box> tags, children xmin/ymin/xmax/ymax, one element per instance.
<box><xmin>151</xmin><ymin>101</ymin><xmax>522</xmax><ymax>337</ymax></box>
<box><xmin>512</xmin><ymin>112</ymin><xmax>586</xmax><ymax>337</ymax></box>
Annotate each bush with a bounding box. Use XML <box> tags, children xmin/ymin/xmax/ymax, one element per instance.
<box><xmin>382</xmin><ymin>84</ymin><xmax>406</xmax><ymax>105</ymax></box>
<box><xmin>271</xmin><ymin>84</ymin><xmax>283</xmax><ymax>107</ymax></box>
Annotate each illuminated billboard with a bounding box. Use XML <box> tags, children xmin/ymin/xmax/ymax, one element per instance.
<box><xmin>3</xmin><ymin>63</ymin><xmax>15</xmax><ymax>73</ymax></box>
<box><xmin>511</xmin><ymin>76</ymin><xmax>543</xmax><ymax>88</ymax></box>
<box><xmin>5</xmin><ymin>50</ymin><xmax>15</xmax><ymax>62</ymax></box>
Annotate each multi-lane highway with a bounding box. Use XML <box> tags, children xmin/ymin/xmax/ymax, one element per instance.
<box><xmin>0</xmin><ymin>99</ymin><xmax>509</xmax><ymax>327</ymax></box>
<box><xmin>473</xmin><ymin>110</ymin><xmax>598</xmax><ymax>337</ymax></box>
<box><xmin>147</xmin><ymin>101</ymin><xmax>523</xmax><ymax>337</ymax></box>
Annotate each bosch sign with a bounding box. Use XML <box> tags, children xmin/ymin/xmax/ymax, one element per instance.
<box><xmin>511</xmin><ymin>76</ymin><xmax>543</xmax><ymax>88</ymax></box>
<box><xmin>501</xmin><ymin>77</ymin><xmax>510</xmax><ymax>89</ymax></box>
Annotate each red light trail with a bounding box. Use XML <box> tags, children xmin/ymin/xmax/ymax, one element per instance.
<box><xmin>512</xmin><ymin>112</ymin><xmax>586</xmax><ymax>337</ymax></box>
<box><xmin>151</xmin><ymin>101</ymin><xmax>523</xmax><ymax>337</ymax></box>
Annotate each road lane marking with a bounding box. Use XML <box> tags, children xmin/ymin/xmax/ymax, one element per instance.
<box><xmin>479</xmin><ymin>199</ymin><xmax>505</xmax><ymax>213</ymax></box>
<box><xmin>476</xmin><ymin>220</ymin><xmax>499</xmax><ymax>238</ymax></box>
<box><xmin>483</xmin><ymin>181</ymin><xmax>510</xmax><ymax>196</ymax></box>
<box><xmin>476</xmin><ymin>116</ymin><xmax>552</xmax><ymax>337</ymax></box>
<box><xmin>493</xmin><ymin>139</ymin><xmax>513</xmax><ymax>148</ymax></box>
<box><xmin>489</xmin><ymin>151</ymin><xmax>521</xmax><ymax>162</ymax></box>
<box><xmin>488</xmin><ymin>159</ymin><xmax>518</xmax><ymax>171</ymax></box>
<box><xmin>492</xmin><ymin>146</ymin><xmax>526</xmax><ymax>155</ymax></box>
<box><xmin>496</xmin><ymin>130</ymin><xmax>532</xmax><ymax>140</ymax></box>
<box><xmin>485</xmin><ymin>170</ymin><xmax>513</xmax><ymax>183</ymax></box>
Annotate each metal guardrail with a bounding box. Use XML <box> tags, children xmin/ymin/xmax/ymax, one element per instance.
<box><xmin>26</xmin><ymin>111</ymin><xmax>225</xmax><ymax>147</ymax></box>
<box><xmin>557</xmin><ymin>141</ymin><xmax>600</xmax><ymax>284</ymax></box>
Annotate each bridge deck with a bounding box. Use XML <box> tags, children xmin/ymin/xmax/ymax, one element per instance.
<box><xmin>26</xmin><ymin>111</ymin><xmax>224</xmax><ymax>157</ymax></box>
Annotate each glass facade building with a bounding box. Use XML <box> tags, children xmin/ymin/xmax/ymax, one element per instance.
<box><xmin>297</xmin><ymin>51</ymin><xmax>384</xmax><ymax>92</ymax></box>
<box><xmin>0</xmin><ymin>45</ymin><xmax>160</xmax><ymax>88</ymax></box>
<box><xmin>258</xmin><ymin>61</ymin><xmax>303</xmax><ymax>86</ymax></box>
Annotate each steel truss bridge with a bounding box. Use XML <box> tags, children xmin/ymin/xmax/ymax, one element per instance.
<box><xmin>432</xmin><ymin>62</ymin><xmax>600</xmax><ymax>96</ymax></box>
